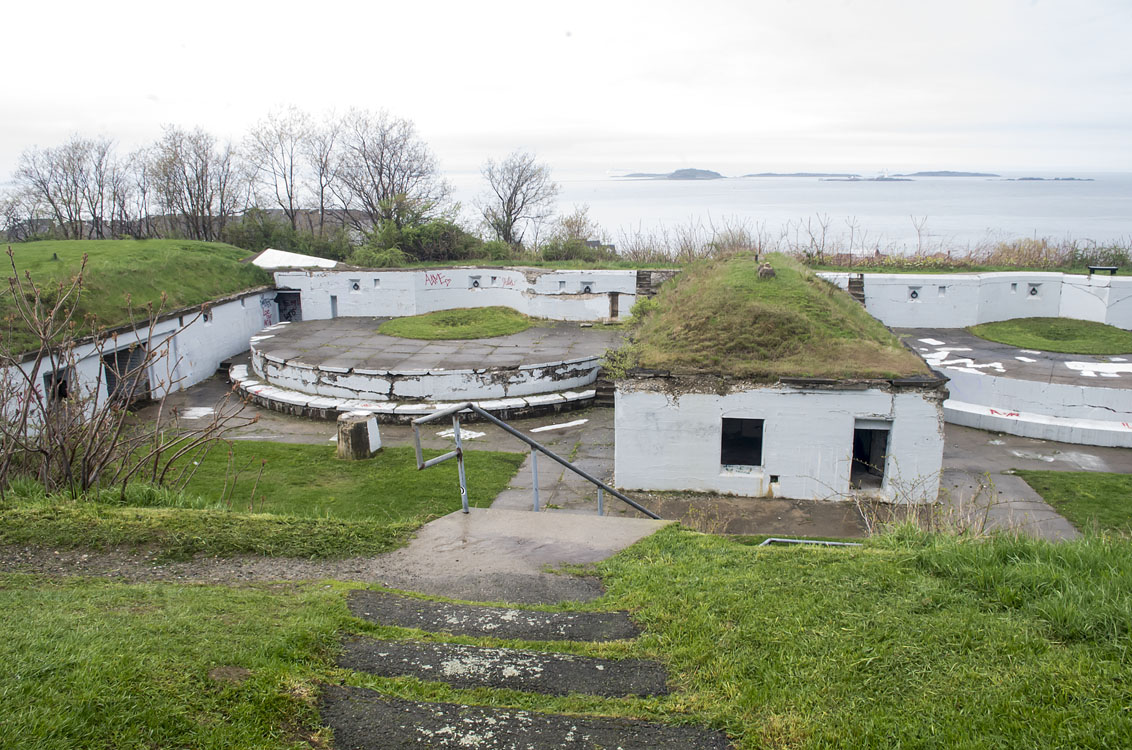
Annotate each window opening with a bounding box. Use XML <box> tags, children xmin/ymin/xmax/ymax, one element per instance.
<box><xmin>721</xmin><ymin>418</ymin><xmax>764</xmax><ymax>466</ymax></box>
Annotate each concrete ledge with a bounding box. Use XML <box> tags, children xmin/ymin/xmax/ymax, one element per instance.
<box><xmin>231</xmin><ymin>369</ymin><xmax>597</xmax><ymax>423</ymax></box>
<box><xmin>945</xmin><ymin>399</ymin><xmax>1132</xmax><ymax>447</ymax></box>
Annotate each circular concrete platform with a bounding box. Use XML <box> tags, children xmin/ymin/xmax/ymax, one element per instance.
<box><xmin>239</xmin><ymin>318</ymin><xmax>624</xmax><ymax>422</ymax></box>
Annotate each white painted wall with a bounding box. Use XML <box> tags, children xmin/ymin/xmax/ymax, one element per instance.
<box><xmin>615</xmin><ymin>382</ymin><xmax>945</xmax><ymax>503</ymax></box>
<box><xmin>4</xmin><ymin>290</ymin><xmax>277</xmax><ymax>421</ymax></box>
<box><xmin>818</xmin><ymin>271</ymin><xmax>1132</xmax><ymax>329</ymax></box>
<box><xmin>273</xmin><ymin>268</ymin><xmax>638</xmax><ymax>322</ymax></box>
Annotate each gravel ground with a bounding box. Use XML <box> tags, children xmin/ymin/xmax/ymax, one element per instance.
<box><xmin>0</xmin><ymin>545</ymin><xmax>405</xmax><ymax>584</ymax></box>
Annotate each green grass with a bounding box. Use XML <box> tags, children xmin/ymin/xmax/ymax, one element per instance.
<box><xmin>618</xmin><ymin>253</ymin><xmax>929</xmax><ymax>380</ymax></box>
<box><xmin>378</xmin><ymin>306</ymin><xmax>532</xmax><ymax>340</ymax></box>
<box><xmin>0</xmin><ymin>575</ymin><xmax>350</xmax><ymax>749</ymax></box>
<box><xmin>3</xmin><ymin>528</ymin><xmax>1131</xmax><ymax>747</ymax></box>
<box><xmin>594</xmin><ymin>526</ymin><xmax>1132</xmax><ymax>747</ymax></box>
<box><xmin>1016</xmin><ymin>470</ymin><xmax>1132</xmax><ymax>533</ymax></box>
<box><xmin>0</xmin><ymin>445</ymin><xmax>525</xmax><ymax>558</ymax></box>
<box><xmin>968</xmin><ymin>317</ymin><xmax>1132</xmax><ymax>354</ymax></box>
<box><xmin>1</xmin><ymin>239</ymin><xmax>272</xmax><ymax>353</ymax></box>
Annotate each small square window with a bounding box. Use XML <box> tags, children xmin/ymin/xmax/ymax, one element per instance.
<box><xmin>373</xmin><ymin>278</ymin><xmax>381</xmax><ymax>288</ymax></box>
<box><xmin>1010</xmin><ymin>282</ymin><xmax>1018</xmax><ymax>293</ymax></box>
<box><xmin>721</xmin><ymin>418</ymin><xmax>764</xmax><ymax>466</ymax></box>
<box><xmin>937</xmin><ymin>285</ymin><xmax>946</xmax><ymax>297</ymax></box>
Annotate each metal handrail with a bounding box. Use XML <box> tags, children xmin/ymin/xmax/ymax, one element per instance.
<box><xmin>412</xmin><ymin>402</ymin><xmax>660</xmax><ymax>519</ymax></box>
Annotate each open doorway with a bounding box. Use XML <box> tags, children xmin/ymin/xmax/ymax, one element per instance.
<box><xmin>276</xmin><ymin>292</ymin><xmax>302</xmax><ymax>322</ymax></box>
<box><xmin>851</xmin><ymin>421</ymin><xmax>890</xmax><ymax>489</ymax></box>
<box><xmin>721</xmin><ymin>417</ymin><xmax>764</xmax><ymax>466</ymax></box>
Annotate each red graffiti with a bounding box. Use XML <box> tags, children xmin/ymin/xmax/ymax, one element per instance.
<box><xmin>424</xmin><ymin>272</ymin><xmax>452</xmax><ymax>287</ymax></box>
<box><xmin>989</xmin><ymin>409</ymin><xmax>1020</xmax><ymax>417</ymax></box>
<box><xmin>1122</xmin><ymin>422</ymin><xmax>1132</xmax><ymax>430</ymax></box>
<box><xmin>502</xmin><ymin>277</ymin><xmax>516</xmax><ymax>287</ymax></box>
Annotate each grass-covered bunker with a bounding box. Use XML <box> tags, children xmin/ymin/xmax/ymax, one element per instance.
<box><xmin>613</xmin><ymin>254</ymin><xmax>947</xmax><ymax>503</ymax></box>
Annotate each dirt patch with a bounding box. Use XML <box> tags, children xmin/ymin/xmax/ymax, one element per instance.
<box><xmin>208</xmin><ymin>666</ymin><xmax>252</xmax><ymax>684</ymax></box>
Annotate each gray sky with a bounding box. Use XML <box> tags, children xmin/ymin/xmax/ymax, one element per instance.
<box><xmin>3</xmin><ymin>0</ymin><xmax>1131</xmax><ymax>179</ymax></box>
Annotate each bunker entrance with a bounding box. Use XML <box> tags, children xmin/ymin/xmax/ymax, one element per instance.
<box><xmin>720</xmin><ymin>417</ymin><xmax>764</xmax><ymax>466</ymax></box>
<box><xmin>276</xmin><ymin>292</ymin><xmax>303</xmax><ymax>322</ymax></box>
<box><xmin>102</xmin><ymin>345</ymin><xmax>150</xmax><ymax>406</ymax></box>
<box><xmin>851</xmin><ymin>422</ymin><xmax>890</xmax><ymax>489</ymax></box>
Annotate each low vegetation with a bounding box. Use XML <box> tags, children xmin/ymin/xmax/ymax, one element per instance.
<box><xmin>378</xmin><ymin>306</ymin><xmax>533</xmax><ymax>340</ymax></box>
<box><xmin>6</xmin><ymin>527</ymin><xmax>1130</xmax><ymax>748</ymax></box>
<box><xmin>1</xmin><ymin>239</ymin><xmax>271</xmax><ymax>353</ymax></box>
<box><xmin>610</xmin><ymin>253</ymin><xmax>929</xmax><ymax>380</ymax></box>
<box><xmin>968</xmin><ymin>316</ymin><xmax>1132</xmax><ymax>354</ymax></box>
<box><xmin>0</xmin><ymin>445</ymin><xmax>525</xmax><ymax>558</ymax></box>
<box><xmin>1017</xmin><ymin>470</ymin><xmax>1132</xmax><ymax>533</ymax></box>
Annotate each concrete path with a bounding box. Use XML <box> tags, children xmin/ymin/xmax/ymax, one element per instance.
<box><xmin>369</xmin><ymin>508</ymin><xmax>670</xmax><ymax>604</ymax></box>
<box><xmin>320</xmin><ymin>687</ymin><xmax>732</xmax><ymax>749</ymax></box>
<box><xmin>340</xmin><ymin>638</ymin><xmax>669</xmax><ymax>696</ymax></box>
<box><xmin>348</xmin><ymin>590</ymin><xmax>642</xmax><ymax>641</ymax></box>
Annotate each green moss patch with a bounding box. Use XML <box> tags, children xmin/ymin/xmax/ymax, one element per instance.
<box><xmin>968</xmin><ymin>317</ymin><xmax>1132</xmax><ymax>355</ymax></box>
<box><xmin>379</xmin><ymin>306</ymin><xmax>532</xmax><ymax>340</ymax></box>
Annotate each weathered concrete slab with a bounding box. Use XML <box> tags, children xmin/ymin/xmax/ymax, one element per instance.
<box><xmin>339</xmin><ymin>638</ymin><xmax>668</xmax><ymax>696</ymax></box>
<box><xmin>348</xmin><ymin>591</ymin><xmax>640</xmax><ymax>642</ymax></box>
<box><xmin>319</xmin><ymin>686</ymin><xmax>733</xmax><ymax>749</ymax></box>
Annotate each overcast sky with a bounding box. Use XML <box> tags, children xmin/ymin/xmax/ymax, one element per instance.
<box><xmin>3</xmin><ymin>0</ymin><xmax>1131</xmax><ymax>181</ymax></box>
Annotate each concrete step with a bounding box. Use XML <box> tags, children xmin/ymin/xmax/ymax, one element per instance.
<box><xmin>339</xmin><ymin>637</ymin><xmax>668</xmax><ymax>697</ymax></box>
<box><xmin>320</xmin><ymin>685</ymin><xmax>732</xmax><ymax>749</ymax></box>
<box><xmin>348</xmin><ymin>590</ymin><xmax>640</xmax><ymax>642</ymax></box>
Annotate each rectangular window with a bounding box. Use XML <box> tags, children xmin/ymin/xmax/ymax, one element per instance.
<box><xmin>721</xmin><ymin>418</ymin><xmax>764</xmax><ymax>466</ymax></box>
<box><xmin>373</xmin><ymin>278</ymin><xmax>381</xmax><ymax>288</ymax></box>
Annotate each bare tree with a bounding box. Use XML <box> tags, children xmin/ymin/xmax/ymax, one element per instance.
<box><xmin>15</xmin><ymin>138</ymin><xmax>91</xmax><ymax>239</ymax></box>
<box><xmin>304</xmin><ymin>113</ymin><xmax>341</xmax><ymax>236</ymax></box>
<box><xmin>150</xmin><ymin>126</ymin><xmax>246</xmax><ymax>241</ymax></box>
<box><xmin>0</xmin><ymin>249</ymin><xmax>254</xmax><ymax>498</ymax></box>
<box><xmin>332</xmin><ymin>109</ymin><xmax>450</xmax><ymax>232</ymax></box>
<box><xmin>480</xmin><ymin>150</ymin><xmax>559</xmax><ymax>247</ymax></box>
<box><xmin>246</xmin><ymin>106</ymin><xmax>312</xmax><ymax>231</ymax></box>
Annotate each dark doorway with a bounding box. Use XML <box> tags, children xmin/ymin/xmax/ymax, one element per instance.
<box><xmin>721</xmin><ymin>417</ymin><xmax>764</xmax><ymax>466</ymax></box>
<box><xmin>102</xmin><ymin>345</ymin><xmax>150</xmax><ymax>406</ymax></box>
<box><xmin>851</xmin><ymin>427</ymin><xmax>890</xmax><ymax>489</ymax></box>
<box><xmin>609</xmin><ymin>292</ymin><xmax>619</xmax><ymax>319</ymax></box>
<box><xmin>276</xmin><ymin>292</ymin><xmax>302</xmax><ymax>322</ymax></box>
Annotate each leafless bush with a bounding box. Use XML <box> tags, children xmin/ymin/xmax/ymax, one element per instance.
<box><xmin>0</xmin><ymin>248</ymin><xmax>255</xmax><ymax>500</ymax></box>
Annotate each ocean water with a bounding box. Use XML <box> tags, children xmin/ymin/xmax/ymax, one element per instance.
<box><xmin>451</xmin><ymin>171</ymin><xmax>1132</xmax><ymax>252</ymax></box>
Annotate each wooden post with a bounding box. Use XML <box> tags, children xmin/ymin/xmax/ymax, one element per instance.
<box><xmin>337</xmin><ymin>411</ymin><xmax>381</xmax><ymax>460</ymax></box>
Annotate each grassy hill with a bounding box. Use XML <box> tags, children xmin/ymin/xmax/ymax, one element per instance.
<box><xmin>1</xmin><ymin>239</ymin><xmax>272</xmax><ymax>354</ymax></box>
<box><xmin>617</xmin><ymin>253</ymin><xmax>929</xmax><ymax>381</ymax></box>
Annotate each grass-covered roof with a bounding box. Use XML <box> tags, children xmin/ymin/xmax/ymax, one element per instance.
<box><xmin>616</xmin><ymin>253</ymin><xmax>929</xmax><ymax>381</ymax></box>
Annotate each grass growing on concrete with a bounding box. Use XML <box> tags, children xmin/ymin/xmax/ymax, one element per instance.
<box><xmin>0</xmin><ymin>445</ymin><xmax>525</xmax><ymax>558</ymax></box>
<box><xmin>617</xmin><ymin>253</ymin><xmax>929</xmax><ymax>380</ymax></box>
<box><xmin>968</xmin><ymin>317</ymin><xmax>1132</xmax><ymax>354</ymax></box>
<box><xmin>2</xmin><ymin>239</ymin><xmax>272</xmax><ymax>353</ymax></box>
<box><xmin>1016</xmin><ymin>470</ymin><xmax>1132</xmax><ymax>533</ymax></box>
<box><xmin>379</xmin><ymin>306</ymin><xmax>532</xmax><ymax>340</ymax></box>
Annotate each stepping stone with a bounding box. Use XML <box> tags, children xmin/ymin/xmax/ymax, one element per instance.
<box><xmin>339</xmin><ymin>637</ymin><xmax>668</xmax><ymax>697</ymax></box>
<box><xmin>320</xmin><ymin>686</ymin><xmax>732</xmax><ymax>749</ymax></box>
<box><xmin>348</xmin><ymin>591</ymin><xmax>639</xmax><ymax>642</ymax></box>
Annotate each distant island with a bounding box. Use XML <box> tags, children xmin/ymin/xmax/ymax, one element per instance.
<box><xmin>821</xmin><ymin>176</ymin><xmax>914</xmax><ymax>182</ymax></box>
<box><xmin>1005</xmin><ymin>176</ymin><xmax>1095</xmax><ymax>182</ymax></box>
<box><xmin>621</xmin><ymin>168</ymin><xmax>724</xmax><ymax>180</ymax></box>
<box><xmin>742</xmin><ymin>172</ymin><xmax>861</xmax><ymax>178</ymax></box>
<box><xmin>894</xmin><ymin>170</ymin><xmax>1000</xmax><ymax>177</ymax></box>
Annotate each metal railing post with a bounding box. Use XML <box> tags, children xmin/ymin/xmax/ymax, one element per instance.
<box><xmin>597</xmin><ymin>487</ymin><xmax>603</xmax><ymax>516</ymax></box>
<box><xmin>530</xmin><ymin>446</ymin><xmax>540</xmax><ymax>512</ymax></box>
<box><xmin>453</xmin><ymin>414</ymin><xmax>468</xmax><ymax>513</ymax></box>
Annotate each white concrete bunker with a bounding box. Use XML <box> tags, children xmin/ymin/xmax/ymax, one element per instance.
<box><xmin>615</xmin><ymin>375</ymin><xmax>947</xmax><ymax>504</ymax></box>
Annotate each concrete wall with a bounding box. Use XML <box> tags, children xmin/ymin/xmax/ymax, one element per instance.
<box><xmin>819</xmin><ymin>271</ymin><xmax>1132</xmax><ymax>329</ymax></box>
<box><xmin>5</xmin><ymin>290</ymin><xmax>277</xmax><ymax>420</ymax></box>
<box><xmin>615</xmin><ymin>380</ymin><xmax>945</xmax><ymax>503</ymax></box>
<box><xmin>273</xmin><ymin>268</ymin><xmax>638</xmax><ymax>322</ymax></box>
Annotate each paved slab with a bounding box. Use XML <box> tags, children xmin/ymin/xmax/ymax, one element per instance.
<box><xmin>254</xmin><ymin>318</ymin><xmax>624</xmax><ymax>372</ymax></box>
<box><xmin>348</xmin><ymin>590</ymin><xmax>641</xmax><ymax>641</ymax></box>
<box><xmin>340</xmin><ymin>638</ymin><xmax>668</xmax><ymax>696</ymax></box>
<box><xmin>368</xmin><ymin>507</ymin><xmax>670</xmax><ymax>604</ymax></box>
<box><xmin>319</xmin><ymin>686</ymin><xmax>733</xmax><ymax>749</ymax></box>
<box><xmin>897</xmin><ymin>327</ymin><xmax>1132</xmax><ymax>387</ymax></box>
